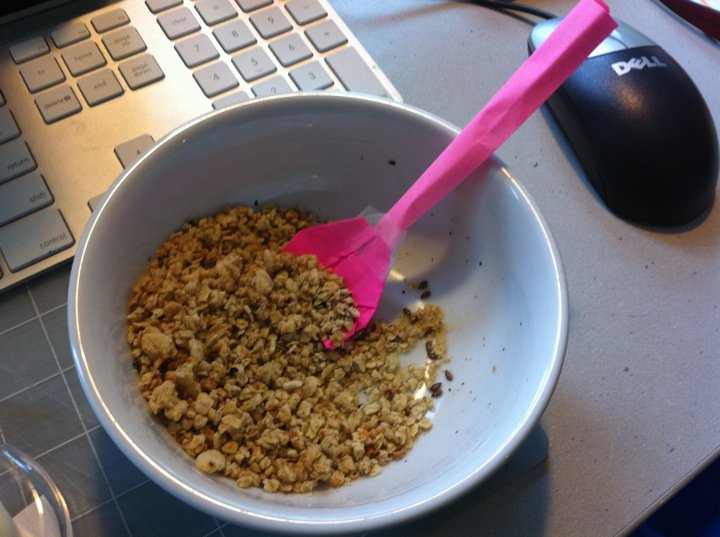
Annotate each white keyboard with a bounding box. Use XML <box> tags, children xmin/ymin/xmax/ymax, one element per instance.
<box><xmin>0</xmin><ymin>0</ymin><xmax>401</xmax><ymax>293</ymax></box>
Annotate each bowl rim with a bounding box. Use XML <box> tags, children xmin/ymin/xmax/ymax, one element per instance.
<box><xmin>68</xmin><ymin>92</ymin><xmax>568</xmax><ymax>534</ymax></box>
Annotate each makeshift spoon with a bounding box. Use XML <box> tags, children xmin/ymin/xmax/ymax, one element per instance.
<box><xmin>284</xmin><ymin>0</ymin><xmax>616</xmax><ymax>343</ymax></box>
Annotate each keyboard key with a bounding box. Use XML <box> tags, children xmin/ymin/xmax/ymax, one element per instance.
<box><xmin>78</xmin><ymin>69</ymin><xmax>124</xmax><ymax>106</ymax></box>
<box><xmin>114</xmin><ymin>134</ymin><xmax>155</xmax><ymax>168</ymax></box>
<box><xmin>175</xmin><ymin>34</ymin><xmax>220</xmax><ymax>68</ymax></box>
<box><xmin>35</xmin><ymin>85</ymin><xmax>83</xmax><ymax>123</ymax></box>
<box><xmin>19</xmin><ymin>56</ymin><xmax>66</xmax><ymax>93</ymax></box>
<box><xmin>157</xmin><ymin>7</ymin><xmax>201</xmax><ymax>40</ymax></box>
<box><xmin>326</xmin><ymin>47</ymin><xmax>389</xmax><ymax>97</ymax></box>
<box><xmin>285</xmin><ymin>0</ymin><xmax>327</xmax><ymax>25</ymax></box>
<box><xmin>0</xmin><ymin>174</ymin><xmax>53</xmax><ymax>226</ymax></box>
<box><xmin>249</xmin><ymin>7</ymin><xmax>292</xmax><ymax>39</ymax></box>
<box><xmin>251</xmin><ymin>75</ymin><xmax>292</xmax><ymax>97</ymax></box>
<box><xmin>236</xmin><ymin>0</ymin><xmax>272</xmax><ymax>13</ymax></box>
<box><xmin>195</xmin><ymin>0</ymin><xmax>237</xmax><ymax>26</ymax></box>
<box><xmin>289</xmin><ymin>60</ymin><xmax>333</xmax><ymax>90</ymax></box>
<box><xmin>119</xmin><ymin>54</ymin><xmax>165</xmax><ymax>90</ymax></box>
<box><xmin>0</xmin><ymin>209</ymin><xmax>74</xmax><ymax>272</ymax></box>
<box><xmin>212</xmin><ymin>90</ymin><xmax>250</xmax><ymax>109</ymax></box>
<box><xmin>9</xmin><ymin>37</ymin><xmax>50</xmax><ymax>64</ymax></box>
<box><xmin>0</xmin><ymin>108</ymin><xmax>21</xmax><ymax>144</ymax></box>
<box><xmin>62</xmin><ymin>42</ymin><xmax>107</xmax><ymax>76</ymax></box>
<box><xmin>269</xmin><ymin>34</ymin><xmax>312</xmax><ymax>67</ymax></box>
<box><xmin>213</xmin><ymin>20</ymin><xmax>256</xmax><ymax>53</ymax></box>
<box><xmin>0</xmin><ymin>140</ymin><xmax>37</xmax><ymax>184</ymax></box>
<box><xmin>91</xmin><ymin>8</ymin><xmax>131</xmax><ymax>33</ymax></box>
<box><xmin>88</xmin><ymin>193</ymin><xmax>106</xmax><ymax>211</ymax></box>
<box><xmin>102</xmin><ymin>27</ymin><xmax>147</xmax><ymax>60</ymax></box>
<box><xmin>146</xmin><ymin>0</ymin><xmax>182</xmax><ymax>14</ymax></box>
<box><xmin>305</xmin><ymin>19</ymin><xmax>347</xmax><ymax>52</ymax></box>
<box><xmin>232</xmin><ymin>47</ymin><xmax>276</xmax><ymax>82</ymax></box>
<box><xmin>193</xmin><ymin>62</ymin><xmax>239</xmax><ymax>97</ymax></box>
<box><xmin>50</xmin><ymin>22</ymin><xmax>91</xmax><ymax>48</ymax></box>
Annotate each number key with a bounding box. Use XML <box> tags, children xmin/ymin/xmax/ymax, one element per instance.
<box><xmin>193</xmin><ymin>62</ymin><xmax>239</xmax><ymax>97</ymax></box>
<box><xmin>213</xmin><ymin>20</ymin><xmax>256</xmax><ymax>53</ymax></box>
<box><xmin>289</xmin><ymin>60</ymin><xmax>333</xmax><ymax>91</ymax></box>
<box><xmin>232</xmin><ymin>47</ymin><xmax>276</xmax><ymax>82</ymax></box>
<box><xmin>269</xmin><ymin>34</ymin><xmax>311</xmax><ymax>67</ymax></box>
<box><xmin>175</xmin><ymin>34</ymin><xmax>220</xmax><ymax>67</ymax></box>
<box><xmin>251</xmin><ymin>75</ymin><xmax>292</xmax><ymax>97</ymax></box>
<box><xmin>249</xmin><ymin>7</ymin><xmax>292</xmax><ymax>39</ymax></box>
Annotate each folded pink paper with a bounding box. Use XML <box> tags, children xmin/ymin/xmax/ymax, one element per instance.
<box><xmin>374</xmin><ymin>0</ymin><xmax>616</xmax><ymax>247</ymax></box>
<box><xmin>284</xmin><ymin>0</ymin><xmax>617</xmax><ymax>343</ymax></box>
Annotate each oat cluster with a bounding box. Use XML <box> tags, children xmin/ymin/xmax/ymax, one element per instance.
<box><xmin>127</xmin><ymin>205</ymin><xmax>449</xmax><ymax>493</ymax></box>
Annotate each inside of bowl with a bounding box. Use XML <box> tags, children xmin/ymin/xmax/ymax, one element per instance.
<box><xmin>69</xmin><ymin>93</ymin><xmax>566</xmax><ymax>532</ymax></box>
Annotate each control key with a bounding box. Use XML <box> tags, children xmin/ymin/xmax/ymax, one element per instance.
<box><xmin>0</xmin><ymin>209</ymin><xmax>74</xmax><ymax>272</ymax></box>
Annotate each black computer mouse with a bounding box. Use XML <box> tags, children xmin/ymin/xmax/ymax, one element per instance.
<box><xmin>528</xmin><ymin>18</ymin><xmax>719</xmax><ymax>227</ymax></box>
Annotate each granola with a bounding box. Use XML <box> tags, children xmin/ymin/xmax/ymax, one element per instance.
<box><xmin>127</xmin><ymin>205</ymin><xmax>449</xmax><ymax>493</ymax></box>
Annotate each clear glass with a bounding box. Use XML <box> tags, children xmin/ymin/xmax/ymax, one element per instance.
<box><xmin>0</xmin><ymin>444</ymin><xmax>73</xmax><ymax>537</ymax></box>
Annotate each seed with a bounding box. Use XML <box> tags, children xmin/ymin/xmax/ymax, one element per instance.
<box><xmin>444</xmin><ymin>369</ymin><xmax>454</xmax><ymax>381</ymax></box>
<box><xmin>417</xmin><ymin>280</ymin><xmax>429</xmax><ymax>290</ymax></box>
<box><xmin>425</xmin><ymin>341</ymin><xmax>439</xmax><ymax>360</ymax></box>
<box><xmin>429</xmin><ymin>382</ymin><xmax>442</xmax><ymax>397</ymax></box>
<box><xmin>420</xmin><ymin>290</ymin><xmax>431</xmax><ymax>300</ymax></box>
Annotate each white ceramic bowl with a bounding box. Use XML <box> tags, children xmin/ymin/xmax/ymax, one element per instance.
<box><xmin>68</xmin><ymin>93</ymin><xmax>567</xmax><ymax>534</ymax></box>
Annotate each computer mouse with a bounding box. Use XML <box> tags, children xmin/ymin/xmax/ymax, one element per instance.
<box><xmin>528</xmin><ymin>18</ymin><xmax>718</xmax><ymax>227</ymax></box>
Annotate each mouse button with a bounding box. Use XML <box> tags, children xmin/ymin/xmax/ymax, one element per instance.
<box><xmin>529</xmin><ymin>18</ymin><xmax>627</xmax><ymax>57</ymax></box>
<box><xmin>611</xmin><ymin>22</ymin><xmax>656</xmax><ymax>50</ymax></box>
<box><xmin>528</xmin><ymin>19</ymin><xmax>557</xmax><ymax>51</ymax></box>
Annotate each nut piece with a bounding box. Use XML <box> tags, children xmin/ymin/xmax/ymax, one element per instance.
<box><xmin>141</xmin><ymin>331</ymin><xmax>175</xmax><ymax>360</ymax></box>
<box><xmin>196</xmin><ymin>449</ymin><xmax>226</xmax><ymax>474</ymax></box>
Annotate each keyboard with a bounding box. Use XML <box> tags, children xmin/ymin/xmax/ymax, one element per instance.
<box><xmin>0</xmin><ymin>0</ymin><xmax>401</xmax><ymax>294</ymax></box>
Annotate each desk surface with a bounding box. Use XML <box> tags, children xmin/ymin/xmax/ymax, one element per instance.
<box><xmin>0</xmin><ymin>1</ymin><xmax>718</xmax><ymax>536</ymax></box>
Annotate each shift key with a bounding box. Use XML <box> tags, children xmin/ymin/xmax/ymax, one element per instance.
<box><xmin>0</xmin><ymin>209</ymin><xmax>74</xmax><ymax>271</ymax></box>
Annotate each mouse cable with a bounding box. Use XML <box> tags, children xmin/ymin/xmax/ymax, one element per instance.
<box><xmin>457</xmin><ymin>0</ymin><xmax>557</xmax><ymax>21</ymax></box>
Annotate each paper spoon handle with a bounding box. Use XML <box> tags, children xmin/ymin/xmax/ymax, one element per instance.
<box><xmin>375</xmin><ymin>0</ymin><xmax>616</xmax><ymax>247</ymax></box>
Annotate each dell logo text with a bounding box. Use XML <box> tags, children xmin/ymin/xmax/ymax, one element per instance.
<box><xmin>611</xmin><ymin>56</ymin><xmax>667</xmax><ymax>76</ymax></box>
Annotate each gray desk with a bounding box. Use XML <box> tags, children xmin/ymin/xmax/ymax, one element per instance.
<box><xmin>0</xmin><ymin>1</ymin><xmax>718</xmax><ymax>535</ymax></box>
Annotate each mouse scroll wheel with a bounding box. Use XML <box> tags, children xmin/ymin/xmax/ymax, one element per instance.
<box><xmin>588</xmin><ymin>36</ymin><xmax>627</xmax><ymax>58</ymax></box>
